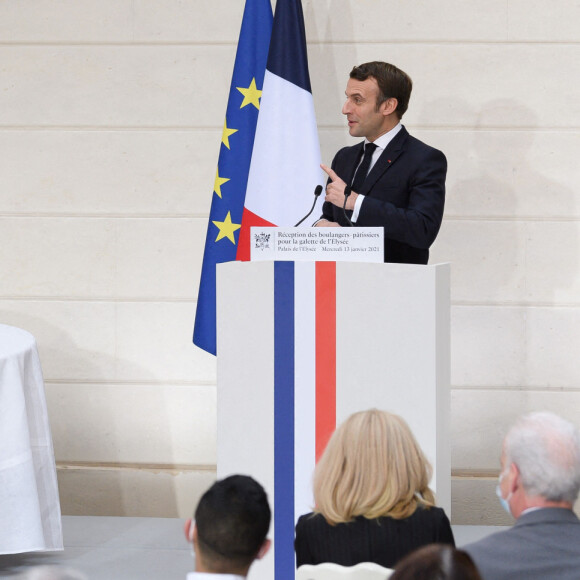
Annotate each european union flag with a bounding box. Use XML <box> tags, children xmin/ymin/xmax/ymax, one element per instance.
<box><xmin>193</xmin><ymin>0</ymin><xmax>273</xmax><ymax>355</ymax></box>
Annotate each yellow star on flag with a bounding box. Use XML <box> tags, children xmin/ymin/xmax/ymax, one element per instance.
<box><xmin>213</xmin><ymin>168</ymin><xmax>230</xmax><ymax>198</ymax></box>
<box><xmin>237</xmin><ymin>78</ymin><xmax>262</xmax><ymax>110</ymax></box>
<box><xmin>222</xmin><ymin>119</ymin><xmax>238</xmax><ymax>149</ymax></box>
<box><xmin>212</xmin><ymin>211</ymin><xmax>241</xmax><ymax>244</ymax></box>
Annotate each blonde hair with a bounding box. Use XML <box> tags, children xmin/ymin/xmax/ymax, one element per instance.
<box><xmin>313</xmin><ymin>409</ymin><xmax>435</xmax><ymax>524</ymax></box>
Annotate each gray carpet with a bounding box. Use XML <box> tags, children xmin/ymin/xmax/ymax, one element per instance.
<box><xmin>0</xmin><ymin>517</ymin><xmax>499</xmax><ymax>579</ymax></box>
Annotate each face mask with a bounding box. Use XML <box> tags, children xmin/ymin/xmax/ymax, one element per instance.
<box><xmin>496</xmin><ymin>471</ymin><xmax>512</xmax><ymax>515</ymax></box>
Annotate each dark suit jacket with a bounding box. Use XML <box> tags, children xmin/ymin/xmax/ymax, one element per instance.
<box><xmin>464</xmin><ymin>508</ymin><xmax>580</xmax><ymax>580</ymax></box>
<box><xmin>321</xmin><ymin>126</ymin><xmax>446</xmax><ymax>264</ymax></box>
<box><xmin>294</xmin><ymin>507</ymin><xmax>454</xmax><ymax>568</ymax></box>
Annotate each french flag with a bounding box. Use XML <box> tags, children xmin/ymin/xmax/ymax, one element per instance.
<box><xmin>236</xmin><ymin>0</ymin><xmax>324</xmax><ymax>261</ymax></box>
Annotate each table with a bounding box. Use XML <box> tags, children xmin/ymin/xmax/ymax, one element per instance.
<box><xmin>0</xmin><ymin>324</ymin><xmax>63</xmax><ymax>554</ymax></box>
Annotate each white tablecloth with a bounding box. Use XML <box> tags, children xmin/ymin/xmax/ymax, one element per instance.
<box><xmin>0</xmin><ymin>324</ymin><xmax>63</xmax><ymax>554</ymax></box>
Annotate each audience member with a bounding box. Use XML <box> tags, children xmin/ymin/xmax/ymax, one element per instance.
<box><xmin>294</xmin><ymin>409</ymin><xmax>454</xmax><ymax>568</ymax></box>
<box><xmin>390</xmin><ymin>544</ymin><xmax>482</xmax><ymax>580</ymax></box>
<box><xmin>464</xmin><ymin>411</ymin><xmax>580</xmax><ymax>580</ymax></box>
<box><xmin>184</xmin><ymin>475</ymin><xmax>271</xmax><ymax>579</ymax></box>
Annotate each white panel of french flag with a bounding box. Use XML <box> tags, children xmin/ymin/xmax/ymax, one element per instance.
<box><xmin>243</xmin><ymin>70</ymin><xmax>324</xmax><ymax>227</ymax></box>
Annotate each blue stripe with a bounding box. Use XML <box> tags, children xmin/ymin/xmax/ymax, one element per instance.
<box><xmin>274</xmin><ymin>261</ymin><xmax>295</xmax><ymax>576</ymax></box>
<box><xmin>267</xmin><ymin>0</ymin><xmax>312</xmax><ymax>93</ymax></box>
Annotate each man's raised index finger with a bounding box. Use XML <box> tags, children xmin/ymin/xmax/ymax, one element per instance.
<box><xmin>320</xmin><ymin>164</ymin><xmax>338</xmax><ymax>181</ymax></box>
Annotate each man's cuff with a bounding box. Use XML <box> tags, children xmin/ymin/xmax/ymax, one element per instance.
<box><xmin>351</xmin><ymin>194</ymin><xmax>365</xmax><ymax>223</ymax></box>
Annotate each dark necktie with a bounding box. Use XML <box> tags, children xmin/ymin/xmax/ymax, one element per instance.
<box><xmin>351</xmin><ymin>142</ymin><xmax>378</xmax><ymax>193</ymax></box>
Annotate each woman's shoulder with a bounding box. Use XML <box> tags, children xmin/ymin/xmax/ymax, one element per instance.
<box><xmin>296</xmin><ymin>512</ymin><xmax>328</xmax><ymax>529</ymax></box>
<box><xmin>296</xmin><ymin>512</ymin><xmax>371</xmax><ymax>532</ymax></box>
<box><xmin>412</xmin><ymin>503</ymin><xmax>447</xmax><ymax>518</ymax></box>
<box><xmin>408</xmin><ymin>504</ymin><xmax>451</xmax><ymax>524</ymax></box>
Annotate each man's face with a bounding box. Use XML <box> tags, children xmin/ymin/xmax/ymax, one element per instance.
<box><xmin>342</xmin><ymin>77</ymin><xmax>389</xmax><ymax>142</ymax></box>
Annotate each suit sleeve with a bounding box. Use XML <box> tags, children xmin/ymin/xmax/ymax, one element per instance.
<box><xmin>357</xmin><ymin>147</ymin><xmax>447</xmax><ymax>249</ymax></box>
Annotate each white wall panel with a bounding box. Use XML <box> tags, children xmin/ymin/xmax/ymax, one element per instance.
<box><xmin>114</xmin><ymin>218</ymin><xmax>204</xmax><ymax>299</ymax></box>
<box><xmin>132</xmin><ymin>0</ymin><xmax>246</xmax><ymax>43</ymax></box>
<box><xmin>0</xmin><ymin>301</ymin><xmax>216</xmax><ymax>383</ymax></box>
<box><xmin>452</xmin><ymin>389</ymin><xmax>580</xmax><ymax>471</ymax></box>
<box><xmin>0</xmin><ymin>46</ymin><xmax>233</xmax><ymax>127</ymax></box>
<box><xmin>451</xmin><ymin>306</ymin><xmax>526</xmax><ymax>387</ymax></box>
<box><xmin>0</xmin><ymin>218</ymin><xmax>205</xmax><ymax>299</ymax></box>
<box><xmin>431</xmin><ymin>131</ymin><xmax>580</xmax><ymax>219</ymax></box>
<box><xmin>57</xmin><ymin>467</ymin><xmax>215</xmax><ymax>518</ymax></box>
<box><xmin>5</xmin><ymin>0</ymin><xmax>543</xmax><ymax>45</ymax></box>
<box><xmin>525</xmin><ymin>222</ymin><xmax>580</xmax><ymax>304</ymax></box>
<box><xmin>0</xmin><ymin>218</ymin><xmax>117</xmax><ymax>296</ymax></box>
<box><xmin>303</xmin><ymin>0</ymin><xmax>508</xmax><ymax>43</ymax></box>
<box><xmin>0</xmin><ymin>1</ymin><xmax>133</xmax><ymax>42</ymax></box>
<box><xmin>0</xmin><ymin>0</ymin><xmax>248</xmax><ymax>44</ymax></box>
<box><xmin>508</xmin><ymin>0</ymin><xmax>580</xmax><ymax>41</ymax></box>
<box><xmin>114</xmin><ymin>302</ymin><xmax>213</xmax><ymax>382</ymax></box>
<box><xmin>0</xmin><ymin>130</ymin><xmax>220</xmax><ymax>216</ymax></box>
<box><xmin>527</xmin><ymin>308</ymin><xmax>580</xmax><ymax>388</ymax></box>
<box><xmin>47</xmin><ymin>383</ymin><xmax>215</xmax><ymax>465</ymax></box>
<box><xmin>430</xmin><ymin>221</ymin><xmax>526</xmax><ymax>303</ymax></box>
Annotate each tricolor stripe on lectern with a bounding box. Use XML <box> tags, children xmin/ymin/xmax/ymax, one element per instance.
<box><xmin>273</xmin><ymin>261</ymin><xmax>337</xmax><ymax>573</ymax></box>
<box><xmin>236</xmin><ymin>0</ymin><xmax>324</xmax><ymax>260</ymax></box>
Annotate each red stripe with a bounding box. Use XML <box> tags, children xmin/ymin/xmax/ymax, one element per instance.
<box><xmin>236</xmin><ymin>207</ymin><xmax>276</xmax><ymax>261</ymax></box>
<box><xmin>315</xmin><ymin>261</ymin><xmax>336</xmax><ymax>462</ymax></box>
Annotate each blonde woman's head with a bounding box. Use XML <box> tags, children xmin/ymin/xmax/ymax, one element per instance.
<box><xmin>313</xmin><ymin>409</ymin><xmax>434</xmax><ymax>524</ymax></box>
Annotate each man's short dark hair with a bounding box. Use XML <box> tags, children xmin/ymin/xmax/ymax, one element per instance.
<box><xmin>195</xmin><ymin>475</ymin><xmax>271</xmax><ymax>571</ymax></box>
<box><xmin>350</xmin><ymin>61</ymin><xmax>413</xmax><ymax>119</ymax></box>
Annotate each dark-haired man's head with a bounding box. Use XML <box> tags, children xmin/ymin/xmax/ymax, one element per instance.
<box><xmin>184</xmin><ymin>475</ymin><xmax>271</xmax><ymax>577</ymax></box>
<box><xmin>342</xmin><ymin>61</ymin><xmax>412</xmax><ymax>142</ymax></box>
<box><xmin>349</xmin><ymin>61</ymin><xmax>412</xmax><ymax>119</ymax></box>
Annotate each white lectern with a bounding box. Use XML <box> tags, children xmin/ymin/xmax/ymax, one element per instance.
<box><xmin>216</xmin><ymin>261</ymin><xmax>450</xmax><ymax>580</ymax></box>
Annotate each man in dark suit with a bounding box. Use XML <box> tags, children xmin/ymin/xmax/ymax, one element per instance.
<box><xmin>317</xmin><ymin>61</ymin><xmax>446</xmax><ymax>264</ymax></box>
<box><xmin>464</xmin><ymin>412</ymin><xmax>580</xmax><ymax>580</ymax></box>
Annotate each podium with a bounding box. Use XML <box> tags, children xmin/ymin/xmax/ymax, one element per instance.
<box><xmin>216</xmin><ymin>261</ymin><xmax>450</xmax><ymax>580</ymax></box>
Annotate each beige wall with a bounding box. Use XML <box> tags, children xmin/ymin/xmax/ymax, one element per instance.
<box><xmin>0</xmin><ymin>0</ymin><xmax>578</xmax><ymax>523</ymax></box>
